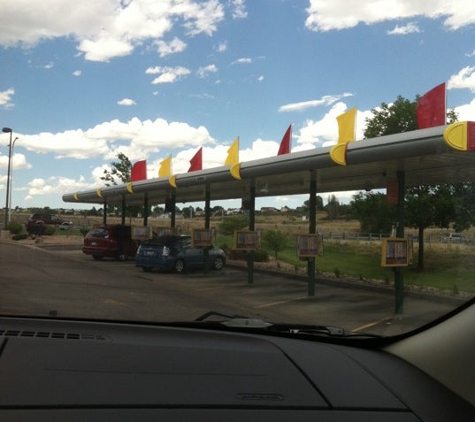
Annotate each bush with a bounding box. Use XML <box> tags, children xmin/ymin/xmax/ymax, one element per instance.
<box><xmin>12</xmin><ymin>233</ymin><xmax>28</xmax><ymax>241</ymax></box>
<box><xmin>219</xmin><ymin>243</ymin><xmax>231</xmax><ymax>254</ymax></box>
<box><xmin>227</xmin><ymin>249</ymin><xmax>269</xmax><ymax>262</ymax></box>
<box><xmin>79</xmin><ymin>227</ymin><xmax>90</xmax><ymax>237</ymax></box>
<box><xmin>227</xmin><ymin>249</ymin><xmax>247</xmax><ymax>260</ymax></box>
<box><xmin>27</xmin><ymin>223</ymin><xmax>46</xmax><ymax>237</ymax></box>
<box><xmin>7</xmin><ymin>221</ymin><xmax>23</xmax><ymax>235</ymax></box>
<box><xmin>254</xmin><ymin>249</ymin><xmax>269</xmax><ymax>262</ymax></box>
<box><xmin>45</xmin><ymin>225</ymin><xmax>56</xmax><ymax>236</ymax></box>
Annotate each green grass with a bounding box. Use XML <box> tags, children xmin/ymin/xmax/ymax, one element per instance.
<box><xmin>218</xmin><ymin>234</ymin><xmax>475</xmax><ymax>294</ymax></box>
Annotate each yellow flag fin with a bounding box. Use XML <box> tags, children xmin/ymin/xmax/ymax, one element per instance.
<box><xmin>444</xmin><ymin>121</ymin><xmax>475</xmax><ymax>151</ymax></box>
<box><xmin>230</xmin><ymin>163</ymin><xmax>242</xmax><ymax>180</ymax></box>
<box><xmin>169</xmin><ymin>175</ymin><xmax>177</xmax><ymax>188</ymax></box>
<box><xmin>330</xmin><ymin>143</ymin><xmax>348</xmax><ymax>166</ymax></box>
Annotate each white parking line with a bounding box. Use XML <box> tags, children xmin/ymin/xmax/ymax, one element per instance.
<box><xmin>254</xmin><ymin>297</ymin><xmax>307</xmax><ymax>309</ymax></box>
<box><xmin>352</xmin><ymin>316</ymin><xmax>393</xmax><ymax>332</ymax></box>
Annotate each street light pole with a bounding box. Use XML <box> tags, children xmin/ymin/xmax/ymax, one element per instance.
<box><xmin>8</xmin><ymin>137</ymin><xmax>19</xmax><ymax>224</ymax></box>
<box><xmin>2</xmin><ymin>127</ymin><xmax>13</xmax><ymax>230</ymax></box>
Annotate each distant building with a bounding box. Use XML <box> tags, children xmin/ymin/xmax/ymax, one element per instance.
<box><xmin>260</xmin><ymin>207</ymin><xmax>278</xmax><ymax>213</ymax></box>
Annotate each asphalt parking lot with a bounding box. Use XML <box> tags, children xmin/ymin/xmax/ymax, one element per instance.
<box><xmin>0</xmin><ymin>239</ymin><xmax>465</xmax><ymax>336</ymax></box>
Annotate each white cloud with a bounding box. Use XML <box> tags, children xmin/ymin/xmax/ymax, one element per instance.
<box><xmin>145</xmin><ymin>66</ymin><xmax>191</xmax><ymax>84</ymax></box>
<box><xmin>155</xmin><ymin>37</ymin><xmax>187</xmax><ymax>57</ymax></box>
<box><xmin>448</xmin><ymin>66</ymin><xmax>475</xmax><ymax>93</ymax></box>
<box><xmin>73</xmin><ymin>70</ymin><xmax>82</xmax><ymax>76</ymax></box>
<box><xmin>15</xmin><ymin>117</ymin><xmax>214</xmax><ymax>163</ymax></box>
<box><xmin>216</xmin><ymin>41</ymin><xmax>227</xmax><ymax>53</ymax></box>
<box><xmin>295</xmin><ymin>103</ymin><xmax>372</xmax><ymax>146</ymax></box>
<box><xmin>279</xmin><ymin>93</ymin><xmax>353</xmax><ymax>113</ymax></box>
<box><xmin>0</xmin><ymin>153</ymin><xmax>31</xmax><ymax>172</ymax></box>
<box><xmin>79</xmin><ymin>36</ymin><xmax>134</xmax><ymax>62</ymax></box>
<box><xmin>387</xmin><ymin>22</ymin><xmax>421</xmax><ymax>35</ymax></box>
<box><xmin>26</xmin><ymin>176</ymin><xmax>94</xmax><ymax>199</ymax></box>
<box><xmin>0</xmin><ymin>0</ymin><xmax>225</xmax><ymax>62</ymax></box>
<box><xmin>44</xmin><ymin>62</ymin><xmax>54</xmax><ymax>69</ymax></box>
<box><xmin>0</xmin><ymin>88</ymin><xmax>15</xmax><ymax>108</ymax></box>
<box><xmin>182</xmin><ymin>0</ymin><xmax>225</xmax><ymax>36</ymax></box>
<box><xmin>305</xmin><ymin>0</ymin><xmax>475</xmax><ymax>32</ymax></box>
<box><xmin>197</xmin><ymin>64</ymin><xmax>218</xmax><ymax>78</ymax></box>
<box><xmin>453</xmin><ymin>98</ymin><xmax>475</xmax><ymax>121</ymax></box>
<box><xmin>230</xmin><ymin>0</ymin><xmax>247</xmax><ymax>19</ymax></box>
<box><xmin>117</xmin><ymin>98</ymin><xmax>137</xmax><ymax>106</ymax></box>
<box><xmin>234</xmin><ymin>57</ymin><xmax>252</xmax><ymax>64</ymax></box>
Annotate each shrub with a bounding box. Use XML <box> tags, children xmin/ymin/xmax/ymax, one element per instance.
<box><xmin>79</xmin><ymin>227</ymin><xmax>90</xmax><ymax>237</ymax></box>
<box><xmin>227</xmin><ymin>249</ymin><xmax>247</xmax><ymax>260</ymax></box>
<box><xmin>219</xmin><ymin>243</ymin><xmax>231</xmax><ymax>254</ymax></box>
<box><xmin>7</xmin><ymin>221</ymin><xmax>23</xmax><ymax>235</ymax></box>
<box><xmin>27</xmin><ymin>224</ymin><xmax>46</xmax><ymax>237</ymax></box>
<box><xmin>227</xmin><ymin>248</ymin><xmax>269</xmax><ymax>262</ymax></box>
<box><xmin>12</xmin><ymin>233</ymin><xmax>28</xmax><ymax>241</ymax></box>
<box><xmin>254</xmin><ymin>249</ymin><xmax>269</xmax><ymax>262</ymax></box>
<box><xmin>45</xmin><ymin>225</ymin><xmax>56</xmax><ymax>236</ymax></box>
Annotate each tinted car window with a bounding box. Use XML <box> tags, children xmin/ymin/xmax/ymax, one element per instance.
<box><xmin>86</xmin><ymin>228</ymin><xmax>109</xmax><ymax>239</ymax></box>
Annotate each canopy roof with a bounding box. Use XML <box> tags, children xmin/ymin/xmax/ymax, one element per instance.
<box><xmin>62</xmin><ymin>123</ymin><xmax>475</xmax><ymax>207</ymax></box>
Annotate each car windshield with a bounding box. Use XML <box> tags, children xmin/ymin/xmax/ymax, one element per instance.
<box><xmin>1</xmin><ymin>1</ymin><xmax>475</xmax><ymax>338</ymax></box>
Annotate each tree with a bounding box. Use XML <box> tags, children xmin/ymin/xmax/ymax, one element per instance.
<box><xmin>101</xmin><ymin>152</ymin><xmax>132</xmax><ymax>186</ymax></box>
<box><xmin>364</xmin><ymin>96</ymin><xmax>418</xmax><ymax>138</ymax></box>
<box><xmin>301</xmin><ymin>196</ymin><xmax>324</xmax><ymax>213</ymax></box>
<box><xmin>363</xmin><ymin>95</ymin><xmax>463</xmax><ymax>269</ymax></box>
<box><xmin>100</xmin><ymin>152</ymin><xmax>143</xmax><ymax>219</ymax></box>
<box><xmin>218</xmin><ymin>215</ymin><xmax>248</xmax><ymax>236</ymax></box>
<box><xmin>351</xmin><ymin>192</ymin><xmax>396</xmax><ymax>234</ymax></box>
<box><xmin>326</xmin><ymin>194</ymin><xmax>340</xmax><ymax>221</ymax></box>
<box><xmin>450</xmin><ymin>183</ymin><xmax>475</xmax><ymax>232</ymax></box>
<box><xmin>263</xmin><ymin>230</ymin><xmax>288</xmax><ymax>261</ymax></box>
<box><xmin>405</xmin><ymin>185</ymin><xmax>452</xmax><ymax>269</ymax></box>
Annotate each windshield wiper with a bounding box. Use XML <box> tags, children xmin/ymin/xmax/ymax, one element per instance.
<box><xmin>193</xmin><ymin>311</ymin><xmax>381</xmax><ymax>338</ymax></box>
<box><xmin>194</xmin><ymin>311</ymin><xmax>249</xmax><ymax>322</ymax></box>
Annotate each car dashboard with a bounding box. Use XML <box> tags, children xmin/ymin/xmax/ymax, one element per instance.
<box><xmin>0</xmin><ymin>316</ymin><xmax>474</xmax><ymax>422</ymax></box>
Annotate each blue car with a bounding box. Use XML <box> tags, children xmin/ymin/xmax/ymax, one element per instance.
<box><xmin>135</xmin><ymin>235</ymin><xmax>226</xmax><ymax>273</ymax></box>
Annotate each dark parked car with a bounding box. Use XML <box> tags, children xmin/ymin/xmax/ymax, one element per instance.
<box><xmin>135</xmin><ymin>234</ymin><xmax>226</xmax><ymax>273</ymax></box>
<box><xmin>83</xmin><ymin>225</ymin><xmax>139</xmax><ymax>261</ymax></box>
<box><xmin>26</xmin><ymin>213</ymin><xmax>72</xmax><ymax>235</ymax></box>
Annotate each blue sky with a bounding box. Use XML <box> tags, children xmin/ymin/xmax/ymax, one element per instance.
<box><xmin>1</xmin><ymin>0</ymin><xmax>475</xmax><ymax>211</ymax></box>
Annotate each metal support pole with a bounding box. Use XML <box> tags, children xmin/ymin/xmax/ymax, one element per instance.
<box><xmin>121</xmin><ymin>196</ymin><xmax>126</xmax><ymax>225</ymax></box>
<box><xmin>395</xmin><ymin>171</ymin><xmax>405</xmax><ymax>314</ymax></box>
<box><xmin>307</xmin><ymin>170</ymin><xmax>317</xmax><ymax>296</ymax></box>
<box><xmin>170</xmin><ymin>191</ymin><xmax>176</xmax><ymax>228</ymax></box>
<box><xmin>203</xmin><ymin>185</ymin><xmax>211</xmax><ymax>273</ymax></box>
<box><xmin>247</xmin><ymin>180</ymin><xmax>256</xmax><ymax>284</ymax></box>
<box><xmin>102</xmin><ymin>200</ymin><xmax>107</xmax><ymax>225</ymax></box>
<box><xmin>143</xmin><ymin>193</ymin><xmax>149</xmax><ymax>227</ymax></box>
<box><xmin>2</xmin><ymin>128</ymin><xmax>13</xmax><ymax>230</ymax></box>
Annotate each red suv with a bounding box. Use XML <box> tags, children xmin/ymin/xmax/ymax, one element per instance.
<box><xmin>82</xmin><ymin>225</ymin><xmax>139</xmax><ymax>261</ymax></box>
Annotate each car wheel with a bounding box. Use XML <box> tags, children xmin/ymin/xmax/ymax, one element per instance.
<box><xmin>213</xmin><ymin>256</ymin><xmax>225</xmax><ymax>270</ymax></box>
<box><xmin>92</xmin><ymin>255</ymin><xmax>103</xmax><ymax>261</ymax></box>
<box><xmin>142</xmin><ymin>267</ymin><xmax>152</xmax><ymax>272</ymax></box>
<box><xmin>174</xmin><ymin>259</ymin><xmax>185</xmax><ymax>273</ymax></box>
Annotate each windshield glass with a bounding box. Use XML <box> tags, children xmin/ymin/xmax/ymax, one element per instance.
<box><xmin>1</xmin><ymin>1</ymin><xmax>474</xmax><ymax>338</ymax></box>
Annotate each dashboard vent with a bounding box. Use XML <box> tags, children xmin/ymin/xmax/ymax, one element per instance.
<box><xmin>0</xmin><ymin>329</ymin><xmax>108</xmax><ymax>341</ymax></box>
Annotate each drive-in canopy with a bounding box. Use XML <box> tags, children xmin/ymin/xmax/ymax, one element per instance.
<box><xmin>63</xmin><ymin>123</ymin><xmax>475</xmax><ymax>208</ymax></box>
